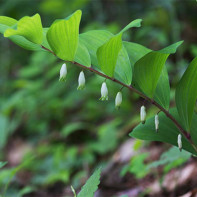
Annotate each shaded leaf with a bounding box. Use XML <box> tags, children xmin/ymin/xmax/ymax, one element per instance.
<box><xmin>175</xmin><ymin>57</ymin><xmax>197</xmax><ymax>131</ymax></box>
<box><xmin>130</xmin><ymin>109</ymin><xmax>197</xmax><ymax>155</ymax></box>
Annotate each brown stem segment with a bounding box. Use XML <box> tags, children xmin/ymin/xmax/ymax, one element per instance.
<box><xmin>41</xmin><ymin>45</ymin><xmax>196</xmax><ymax>149</ymax></box>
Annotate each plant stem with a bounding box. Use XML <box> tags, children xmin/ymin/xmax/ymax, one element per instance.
<box><xmin>41</xmin><ymin>45</ymin><xmax>196</xmax><ymax>150</ymax></box>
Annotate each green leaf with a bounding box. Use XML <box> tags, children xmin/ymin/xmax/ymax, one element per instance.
<box><xmin>120</xmin><ymin>19</ymin><xmax>142</xmax><ymax>34</ymax></box>
<box><xmin>79</xmin><ymin>30</ymin><xmax>113</xmax><ymax>67</ymax></box>
<box><xmin>114</xmin><ymin>46</ymin><xmax>132</xmax><ymax>85</ymax></box>
<box><xmin>4</xmin><ymin>13</ymin><xmax>43</xmax><ymax>44</ymax></box>
<box><xmin>175</xmin><ymin>57</ymin><xmax>197</xmax><ymax>131</ymax></box>
<box><xmin>154</xmin><ymin>66</ymin><xmax>170</xmax><ymax>109</ymax></box>
<box><xmin>0</xmin><ymin>16</ymin><xmax>17</xmax><ymax>26</ymax></box>
<box><xmin>147</xmin><ymin>147</ymin><xmax>191</xmax><ymax>169</ymax></box>
<box><xmin>133</xmin><ymin>51</ymin><xmax>169</xmax><ymax>97</ymax></box>
<box><xmin>159</xmin><ymin>41</ymin><xmax>184</xmax><ymax>54</ymax></box>
<box><xmin>0</xmin><ymin>16</ymin><xmax>42</xmax><ymax>51</ymax></box>
<box><xmin>47</xmin><ymin>10</ymin><xmax>82</xmax><ymax>61</ymax></box>
<box><xmin>80</xmin><ymin>30</ymin><xmax>132</xmax><ymax>84</ymax></box>
<box><xmin>78</xmin><ymin>168</ymin><xmax>101</xmax><ymax>197</ymax></box>
<box><xmin>97</xmin><ymin>33</ymin><xmax>122</xmax><ymax>77</ymax></box>
<box><xmin>0</xmin><ymin>161</ymin><xmax>7</xmax><ymax>169</ymax></box>
<box><xmin>124</xmin><ymin>41</ymin><xmax>183</xmax><ymax>108</ymax></box>
<box><xmin>130</xmin><ymin>109</ymin><xmax>197</xmax><ymax>155</ymax></box>
<box><xmin>74</xmin><ymin>38</ymin><xmax>91</xmax><ymax>67</ymax></box>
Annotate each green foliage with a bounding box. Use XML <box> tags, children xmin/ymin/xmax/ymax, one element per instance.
<box><xmin>147</xmin><ymin>147</ymin><xmax>191</xmax><ymax>173</ymax></box>
<box><xmin>175</xmin><ymin>57</ymin><xmax>197</xmax><ymax>131</ymax></box>
<box><xmin>130</xmin><ymin>109</ymin><xmax>197</xmax><ymax>155</ymax></box>
<box><xmin>77</xmin><ymin>168</ymin><xmax>101</xmax><ymax>197</ymax></box>
<box><xmin>133</xmin><ymin>51</ymin><xmax>169</xmax><ymax>97</ymax></box>
<box><xmin>47</xmin><ymin>10</ymin><xmax>82</xmax><ymax>61</ymax></box>
<box><xmin>121</xmin><ymin>153</ymin><xmax>149</xmax><ymax>179</ymax></box>
<box><xmin>4</xmin><ymin>14</ymin><xmax>43</xmax><ymax>44</ymax></box>
<box><xmin>97</xmin><ymin>33</ymin><xmax>122</xmax><ymax>77</ymax></box>
<box><xmin>0</xmin><ymin>162</ymin><xmax>7</xmax><ymax>169</ymax></box>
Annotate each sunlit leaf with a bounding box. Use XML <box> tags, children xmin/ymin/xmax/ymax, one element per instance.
<box><xmin>97</xmin><ymin>33</ymin><xmax>122</xmax><ymax>77</ymax></box>
<box><xmin>4</xmin><ymin>13</ymin><xmax>43</xmax><ymax>44</ymax></box>
<box><xmin>47</xmin><ymin>10</ymin><xmax>82</xmax><ymax>61</ymax></box>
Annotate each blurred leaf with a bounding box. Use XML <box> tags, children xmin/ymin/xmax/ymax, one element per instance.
<box><xmin>121</xmin><ymin>153</ymin><xmax>149</xmax><ymax>179</ymax></box>
<box><xmin>147</xmin><ymin>146</ymin><xmax>191</xmax><ymax>169</ymax></box>
<box><xmin>97</xmin><ymin>33</ymin><xmax>122</xmax><ymax>77</ymax></box>
<box><xmin>130</xmin><ymin>109</ymin><xmax>197</xmax><ymax>155</ymax></box>
<box><xmin>0</xmin><ymin>162</ymin><xmax>7</xmax><ymax>169</ymax></box>
<box><xmin>175</xmin><ymin>57</ymin><xmax>197</xmax><ymax>131</ymax></box>
<box><xmin>4</xmin><ymin>14</ymin><xmax>43</xmax><ymax>44</ymax></box>
<box><xmin>47</xmin><ymin>10</ymin><xmax>82</xmax><ymax>61</ymax></box>
<box><xmin>0</xmin><ymin>114</ymin><xmax>9</xmax><ymax>149</ymax></box>
<box><xmin>0</xmin><ymin>16</ymin><xmax>17</xmax><ymax>26</ymax></box>
<box><xmin>78</xmin><ymin>168</ymin><xmax>101</xmax><ymax>197</ymax></box>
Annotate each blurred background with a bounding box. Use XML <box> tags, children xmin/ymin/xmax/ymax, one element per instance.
<box><xmin>0</xmin><ymin>0</ymin><xmax>197</xmax><ymax>196</ymax></box>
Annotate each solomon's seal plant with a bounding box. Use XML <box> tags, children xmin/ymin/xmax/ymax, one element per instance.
<box><xmin>77</xmin><ymin>71</ymin><xmax>86</xmax><ymax>90</ymax></box>
<box><xmin>1</xmin><ymin>11</ymin><xmax>197</xmax><ymax>155</ymax></box>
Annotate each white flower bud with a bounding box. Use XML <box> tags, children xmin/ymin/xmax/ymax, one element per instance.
<box><xmin>77</xmin><ymin>71</ymin><xmax>85</xmax><ymax>90</ymax></box>
<box><xmin>115</xmin><ymin>92</ymin><xmax>122</xmax><ymax>108</ymax></box>
<box><xmin>59</xmin><ymin>63</ymin><xmax>67</xmax><ymax>81</ymax></box>
<box><xmin>140</xmin><ymin>105</ymin><xmax>146</xmax><ymax>124</ymax></box>
<box><xmin>100</xmin><ymin>82</ymin><xmax>108</xmax><ymax>101</ymax></box>
<box><xmin>178</xmin><ymin>134</ymin><xmax>182</xmax><ymax>151</ymax></box>
<box><xmin>155</xmin><ymin>114</ymin><xmax>159</xmax><ymax>132</ymax></box>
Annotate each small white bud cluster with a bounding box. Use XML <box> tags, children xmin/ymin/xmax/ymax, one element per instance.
<box><xmin>59</xmin><ymin>63</ymin><xmax>67</xmax><ymax>81</ymax></box>
<box><xmin>140</xmin><ymin>105</ymin><xmax>146</xmax><ymax>124</ymax></box>
<box><xmin>155</xmin><ymin>114</ymin><xmax>159</xmax><ymax>132</ymax></box>
<box><xmin>100</xmin><ymin>82</ymin><xmax>108</xmax><ymax>101</ymax></box>
<box><xmin>77</xmin><ymin>71</ymin><xmax>85</xmax><ymax>90</ymax></box>
<box><xmin>115</xmin><ymin>92</ymin><xmax>122</xmax><ymax>109</ymax></box>
<box><xmin>178</xmin><ymin>134</ymin><xmax>182</xmax><ymax>151</ymax></box>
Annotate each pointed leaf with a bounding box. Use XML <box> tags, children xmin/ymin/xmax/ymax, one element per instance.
<box><xmin>78</xmin><ymin>168</ymin><xmax>101</xmax><ymax>197</ymax></box>
<box><xmin>46</xmin><ymin>10</ymin><xmax>82</xmax><ymax>61</ymax></box>
<box><xmin>133</xmin><ymin>51</ymin><xmax>169</xmax><ymax>97</ymax></box>
<box><xmin>120</xmin><ymin>19</ymin><xmax>142</xmax><ymax>34</ymax></box>
<box><xmin>74</xmin><ymin>38</ymin><xmax>91</xmax><ymax>67</ymax></box>
<box><xmin>97</xmin><ymin>33</ymin><xmax>122</xmax><ymax>77</ymax></box>
<box><xmin>130</xmin><ymin>109</ymin><xmax>197</xmax><ymax>155</ymax></box>
<box><xmin>175</xmin><ymin>57</ymin><xmax>197</xmax><ymax>131</ymax></box>
<box><xmin>154</xmin><ymin>66</ymin><xmax>170</xmax><ymax>109</ymax></box>
<box><xmin>4</xmin><ymin>14</ymin><xmax>43</xmax><ymax>44</ymax></box>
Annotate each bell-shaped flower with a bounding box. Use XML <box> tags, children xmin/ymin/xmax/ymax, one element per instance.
<box><xmin>178</xmin><ymin>134</ymin><xmax>182</xmax><ymax>151</ymax></box>
<box><xmin>140</xmin><ymin>105</ymin><xmax>146</xmax><ymax>124</ymax></box>
<box><xmin>155</xmin><ymin>114</ymin><xmax>159</xmax><ymax>132</ymax></box>
<box><xmin>100</xmin><ymin>82</ymin><xmax>108</xmax><ymax>101</ymax></box>
<box><xmin>77</xmin><ymin>71</ymin><xmax>85</xmax><ymax>90</ymax></box>
<box><xmin>59</xmin><ymin>63</ymin><xmax>67</xmax><ymax>81</ymax></box>
<box><xmin>115</xmin><ymin>92</ymin><xmax>122</xmax><ymax>109</ymax></box>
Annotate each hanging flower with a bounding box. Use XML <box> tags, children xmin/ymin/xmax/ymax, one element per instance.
<box><xmin>140</xmin><ymin>105</ymin><xmax>146</xmax><ymax>124</ymax></box>
<box><xmin>77</xmin><ymin>71</ymin><xmax>85</xmax><ymax>90</ymax></box>
<box><xmin>100</xmin><ymin>82</ymin><xmax>108</xmax><ymax>101</ymax></box>
<box><xmin>178</xmin><ymin>134</ymin><xmax>182</xmax><ymax>151</ymax></box>
<box><xmin>115</xmin><ymin>92</ymin><xmax>122</xmax><ymax>109</ymax></box>
<box><xmin>155</xmin><ymin>114</ymin><xmax>159</xmax><ymax>132</ymax></box>
<box><xmin>59</xmin><ymin>63</ymin><xmax>67</xmax><ymax>81</ymax></box>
